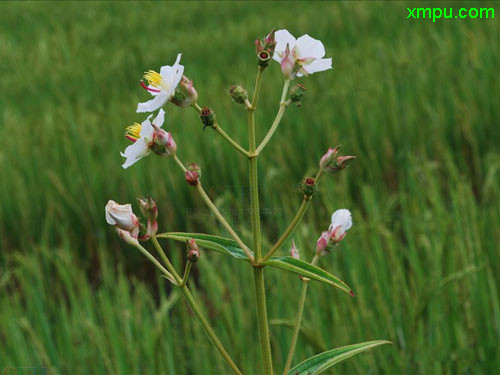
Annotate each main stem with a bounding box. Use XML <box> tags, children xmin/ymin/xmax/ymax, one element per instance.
<box><xmin>249</xmin><ymin>67</ymin><xmax>273</xmax><ymax>375</ymax></box>
<box><xmin>282</xmin><ymin>255</ymin><xmax>320</xmax><ymax>374</ymax></box>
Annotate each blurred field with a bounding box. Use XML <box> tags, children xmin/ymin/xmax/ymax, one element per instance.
<box><xmin>1</xmin><ymin>1</ymin><xmax>499</xmax><ymax>374</ymax></box>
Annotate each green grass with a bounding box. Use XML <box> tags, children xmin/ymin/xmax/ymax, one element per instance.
<box><xmin>1</xmin><ymin>1</ymin><xmax>499</xmax><ymax>373</ymax></box>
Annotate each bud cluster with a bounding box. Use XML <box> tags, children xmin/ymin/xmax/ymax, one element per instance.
<box><xmin>319</xmin><ymin>145</ymin><xmax>355</xmax><ymax>174</ymax></box>
<box><xmin>255</xmin><ymin>29</ymin><xmax>276</xmax><ymax>67</ymax></box>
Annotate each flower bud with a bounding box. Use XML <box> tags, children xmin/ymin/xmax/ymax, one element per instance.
<box><xmin>290</xmin><ymin>239</ymin><xmax>300</xmax><ymax>259</ymax></box>
<box><xmin>229</xmin><ymin>85</ymin><xmax>248</xmax><ymax>104</ymax></box>
<box><xmin>185</xmin><ymin>163</ymin><xmax>201</xmax><ymax>186</ymax></box>
<box><xmin>316</xmin><ymin>231</ymin><xmax>330</xmax><ymax>256</ymax></box>
<box><xmin>255</xmin><ymin>29</ymin><xmax>276</xmax><ymax>67</ymax></box>
<box><xmin>116</xmin><ymin>228</ymin><xmax>139</xmax><ymax>246</ymax></box>
<box><xmin>280</xmin><ymin>44</ymin><xmax>296</xmax><ymax>79</ymax></box>
<box><xmin>105</xmin><ymin>200</ymin><xmax>140</xmax><ymax>239</ymax></box>
<box><xmin>186</xmin><ymin>238</ymin><xmax>200</xmax><ymax>262</ymax></box>
<box><xmin>200</xmin><ymin>106</ymin><xmax>216</xmax><ymax>130</ymax></box>
<box><xmin>289</xmin><ymin>83</ymin><xmax>306</xmax><ymax>106</ymax></box>
<box><xmin>329</xmin><ymin>209</ymin><xmax>352</xmax><ymax>243</ymax></box>
<box><xmin>137</xmin><ymin>196</ymin><xmax>158</xmax><ymax>237</ymax></box>
<box><xmin>336</xmin><ymin>155</ymin><xmax>356</xmax><ymax>169</ymax></box>
<box><xmin>300</xmin><ymin>177</ymin><xmax>317</xmax><ymax>197</ymax></box>
<box><xmin>170</xmin><ymin>75</ymin><xmax>198</xmax><ymax>108</ymax></box>
<box><xmin>323</xmin><ymin>151</ymin><xmax>356</xmax><ymax>174</ymax></box>
<box><xmin>152</xmin><ymin>125</ymin><xmax>177</xmax><ymax>156</ymax></box>
<box><xmin>319</xmin><ymin>145</ymin><xmax>341</xmax><ymax>170</ymax></box>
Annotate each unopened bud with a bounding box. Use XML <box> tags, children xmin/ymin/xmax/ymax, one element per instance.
<box><xmin>185</xmin><ymin>163</ymin><xmax>201</xmax><ymax>186</ymax></box>
<box><xmin>200</xmin><ymin>107</ymin><xmax>216</xmax><ymax>130</ymax></box>
<box><xmin>152</xmin><ymin>125</ymin><xmax>177</xmax><ymax>156</ymax></box>
<box><xmin>290</xmin><ymin>239</ymin><xmax>300</xmax><ymax>259</ymax></box>
<box><xmin>116</xmin><ymin>228</ymin><xmax>139</xmax><ymax>246</ymax></box>
<box><xmin>281</xmin><ymin>44</ymin><xmax>296</xmax><ymax>79</ymax></box>
<box><xmin>316</xmin><ymin>231</ymin><xmax>330</xmax><ymax>256</ymax></box>
<box><xmin>289</xmin><ymin>83</ymin><xmax>306</xmax><ymax>106</ymax></box>
<box><xmin>137</xmin><ymin>196</ymin><xmax>158</xmax><ymax>222</ymax></box>
<box><xmin>336</xmin><ymin>155</ymin><xmax>356</xmax><ymax>169</ymax></box>
<box><xmin>255</xmin><ymin>29</ymin><xmax>276</xmax><ymax>67</ymax></box>
<box><xmin>319</xmin><ymin>145</ymin><xmax>341</xmax><ymax>170</ymax></box>
<box><xmin>171</xmin><ymin>75</ymin><xmax>198</xmax><ymax>108</ymax></box>
<box><xmin>300</xmin><ymin>177</ymin><xmax>317</xmax><ymax>197</ymax></box>
<box><xmin>229</xmin><ymin>85</ymin><xmax>248</xmax><ymax>104</ymax></box>
<box><xmin>186</xmin><ymin>238</ymin><xmax>200</xmax><ymax>262</ymax></box>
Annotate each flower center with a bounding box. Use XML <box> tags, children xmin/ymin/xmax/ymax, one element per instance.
<box><xmin>143</xmin><ymin>70</ymin><xmax>168</xmax><ymax>91</ymax></box>
<box><xmin>125</xmin><ymin>123</ymin><xmax>141</xmax><ymax>142</ymax></box>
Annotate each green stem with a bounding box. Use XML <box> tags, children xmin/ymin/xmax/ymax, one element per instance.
<box><xmin>255</xmin><ymin>80</ymin><xmax>290</xmax><ymax>155</ymax></box>
<box><xmin>191</xmin><ymin>103</ymin><xmax>250</xmax><ymax>157</ymax></box>
<box><xmin>134</xmin><ymin>242</ymin><xmax>176</xmax><ymax>284</ymax></box>
<box><xmin>148</xmin><ymin>237</ymin><xmax>243</xmax><ymax>374</ymax></box>
<box><xmin>282</xmin><ymin>255</ymin><xmax>319</xmax><ymax>375</ymax></box>
<box><xmin>172</xmin><ymin>154</ymin><xmax>254</xmax><ymax>261</ymax></box>
<box><xmin>180</xmin><ymin>260</ymin><xmax>193</xmax><ymax>286</ymax></box>
<box><xmin>213</xmin><ymin>123</ymin><xmax>250</xmax><ymax>158</ymax></box>
<box><xmin>248</xmin><ymin>67</ymin><xmax>273</xmax><ymax>375</ymax></box>
<box><xmin>262</xmin><ymin>197</ymin><xmax>311</xmax><ymax>263</ymax></box>
<box><xmin>178</xmin><ymin>285</ymin><xmax>243</xmax><ymax>375</ymax></box>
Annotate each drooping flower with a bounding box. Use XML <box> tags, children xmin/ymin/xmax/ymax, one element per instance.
<box><xmin>316</xmin><ymin>209</ymin><xmax>352</xmax><ymax>256</ymax></box>
<box><xmin>121</xmin><ymin>109</ymin><xmax>176</xmax><ymax>169</ymax></box>
<box><xmin>272</xmin><ymin>29</ymin><xmax>332</xmax><ymax>79</ymax></box>
<box><xmin>137</xmin><ymin>54</ymin><xmax>185</xmax><ymax>113</ymax></box>
<box><xmin>105</xmin><ymin>200</ymin><xmax>140</xmax><ymax>239</ymax></box>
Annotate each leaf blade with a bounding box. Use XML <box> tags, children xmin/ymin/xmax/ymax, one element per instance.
<box><xmin>288</xmin><ymin>340</ymin><xmax>392</xmax><ymax>375</ymax></box>
<box><xmin>264</xmin><ymin>256</ymin><xmax>353</xmax><ymax>295</ymax></box>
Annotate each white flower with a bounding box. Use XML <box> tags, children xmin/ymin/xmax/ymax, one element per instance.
<box><xmin>137</xmin><ymin>54</ymin><xmax>184</xmax><ymax>113</ymax></box>
<box><xmin>272</xmin><ymin>29</ymin><xmax>332</xmax><ymax>78</ymax></box>
<box><xmin>121</xmin><ymin>109</ymin><xmax>169</xmax><ymax>169</ymax></box>
<box><xmin>105</xmin><ymin>200</ymin><xmax>140</xmax><ymax>238</ymax></box>
<box><xmin>329</xmin><ymin>209</ymin><xmax>352</xmax><ymax>242</ymax></box>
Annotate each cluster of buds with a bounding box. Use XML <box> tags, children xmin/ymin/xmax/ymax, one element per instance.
<box><xmin>137</xmin><ymin>196</ymin><xmax>158</xmax><ymax>239</ymax></box>
<box><xmin>319</xmin><ymin>145</ymin><xmax>355</xmax><ymax>174</ymax></box>
<box><xmin>228</xmin><ymin>85</ymin><xmax>248</xmax><ymax>105</ymax></box>
<box><xmin>316</xmin><ymin>209</ymin><xmax>352</xmax><ymax>256</ymax></box>
<box><xmin>186</xmin><ymin>238</ymin><xmax>200</xmax><ymax>262</ymax></box>
<box><xmin>185</xmin><ymin>163</ymin><xmax>201</xmax><ymax>186</ymax></box>
<box><xmin>289</xmin><ymin>83</ymin><xmax>306</xmax><ymax>106</ymax></box>
<box><xmin>170</xmin><ymin>75</ymin><xmax>199</xmax><ymax>108</ymax></box>
<box><xmin>105</xmin><ymin>200</ymin><xmax>140</xmax><ymax>245</ymax></box>
<box><xmin>200</xmin><ymin>106</ymin><xmax>216</xmax><ymax>130</ymax></box>
<box><xmin>300</xmin><ymin>177</ymin><xmax>317</xmax><ymax>197</ymax></box>
<box><xmin>255</xmin><ymin>29</ymin><xmax>276</xmax><ymax>67</ymax></box>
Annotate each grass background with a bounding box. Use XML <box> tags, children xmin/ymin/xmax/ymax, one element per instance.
<box><xmin>1</xmin><ymin>1</ymin><xmax>499</xmax><ymax>373</ymax></box>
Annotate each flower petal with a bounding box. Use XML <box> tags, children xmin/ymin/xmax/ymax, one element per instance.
<box><xmin>296</xmin><ymin>34</ymin><xmax>325</xmax><ymax>59</ymax></box>
<box><xmin>137</xmin><ymin>92</ymin><xmax>169</xmax><ymax>113</ymax></box>
<box><xmin>273</xmin><ymin>29</ymin><xmax>297</xmax><ymax>62</ymax></box>
<box><xmin>140</xmin><ymin>114</ymin><xmax>154</xmax><ymax>139</ymax></box>
<box><xmin>298</xmin><ymin>58</ymin><xmax>332</xmax><ymax>77</ymax></box>
<box><xmin>121</xmin><ymin>138</ymin><xmax>149</xmax><ymax>169</ymax></box>
<box><xmin>153</xmin><ymin>108</ymin><xmax>165</xmax><ymax>127</ymax></box>
<box><xmin>330</xmin><ymin>209</ymin><xmax>352</xmax><ymax>235</ymax></box>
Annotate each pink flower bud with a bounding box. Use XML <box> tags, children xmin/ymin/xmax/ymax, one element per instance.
<box><xmin>336</xmin><ymin>155</ymin><xmax>356</xmax><ymax>169</ymax></box>
<box><xmin>186</xmin><ymin>238</ymin><xmax>200</xmax><ymax>262</ymax></box>
<box><xmin>116</xmin><ymin>228</ymin><xmax>139</xmax><ymax>246</ymax></box>
<box><xmin>290</xmin><ymin>239</ymin><xmax>300</xmax><ymax>259</ymax></box>
<box><xmin>316</xmin><ymin>231</ymin><xmax>330</xmax><ymax>256</ymax></box>
<box><xmin>280</xmin><ymin>44</ymin><xmax>296</xmax><ymax>79</ymax></box>
<box><xmin>152</xmin><ymin>125</ymin><xmax>177</xmax><ymax>156</ymax></box>
<box><xmin>105</xmin><ymin>200</ymin><xmax>140</xmax><ymax>238</ymax></box>
<box><xmin>319</xmin><ymin>145</ymin><xmax>341</xmax><ymax>170</ymax></box>
<box><xmin>171</xmin><ymin>75</ymin><xmax>198</xmax><ymax>108</ymax></box>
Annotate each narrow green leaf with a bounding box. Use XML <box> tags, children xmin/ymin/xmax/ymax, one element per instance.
<box><xmin>288</xmin><ymin>340</ymin><xmax>392</xmax><ymax>375</ymax></box>
<box><xmin>264</xmin><ymin>256</ymin><xmax>354</xmax><ymax>296</ymax></box>
<box><xmin>156</xmin><ymin>232</ymin><xmax>253</xmax><ymax>260</ymax></box>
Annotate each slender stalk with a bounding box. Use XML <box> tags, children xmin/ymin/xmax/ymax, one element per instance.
<box><xmin>148</xmin><ymin>236</ymin><xmax>243</xmax><ymax>374</ymax></box>
<box><xmin>213</xmin><ymin>123</ymin><xmax>250</xmax><ymax>158</ymax></box>
<box><xmin>255</xmin><ymin>79</ymin><xmax>291</xmax><ymax>155</ymax></box>
<box><xmin>248</xmin><ymin>67</ymin><xmax>273</xmax><ymax>375</ymax></box>
<box><xmin>282</xmin><ymin>255</ymin><xmax>320</xmax><ymax>375</ymax></box>
<box><xmin>134</xmin><ymin>242</ymin><xmax>176</xmax><ymax>284</ymax></box>
<box><xmin>262</xmin><ymin>196</ymin><xmax>311</xmax><ymax>263</ymax></box>
<box><xmin>180</xmin><ymin>260</ymin><xmax>193</xmax><ymax>286</ymax></box>
<box><xmin>191</xmin><ymin>103</ymin><xmax>250</xmax><ymax>157</ymax></box>
<box><xmin>172</xmin><ymin>155</ymin><xmax>254</xmax><ymax>261</ymax></box>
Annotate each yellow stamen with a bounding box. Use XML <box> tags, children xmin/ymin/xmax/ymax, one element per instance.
<box><xmin>125</xmin><ymin>123</ymin><xmax>142</xmax><ymax>142</ymax></box>
<box><xmin>143</xmin><ymin>70</ymin><xmax>163</xmax><ymax>88</ymax></box>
